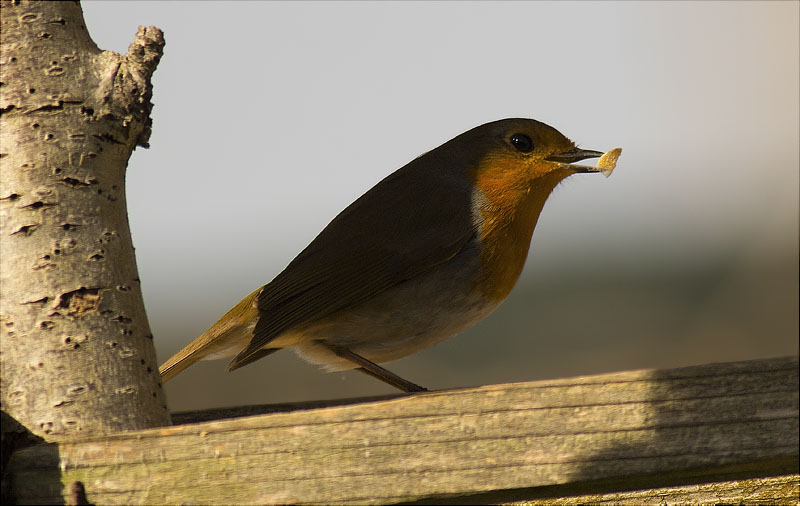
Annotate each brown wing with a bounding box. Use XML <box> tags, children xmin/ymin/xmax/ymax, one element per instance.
<box><xmin>227</xmin><ymin>153</ymin><xmax>476</xmax><ymax>370</ymax></box>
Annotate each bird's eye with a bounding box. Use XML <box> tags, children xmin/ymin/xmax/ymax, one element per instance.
<box><xmin>509</xmin><ymin>133</ymin><xmax>534</xmax><ymax>153</ymax></box>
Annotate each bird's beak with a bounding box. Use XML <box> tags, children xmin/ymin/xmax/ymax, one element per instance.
<box><xmin>546</xmin><ymin>147</ymin><xmax>605</xmax><ymax>173</ymax></box>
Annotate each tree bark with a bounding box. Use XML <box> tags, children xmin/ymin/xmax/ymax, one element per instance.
<box><xmin>0</xmin><ymin>0</ymin><xmax>171</xmax><ymax>441</ymax></box>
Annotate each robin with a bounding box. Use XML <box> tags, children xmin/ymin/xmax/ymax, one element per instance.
<box><xmin>159</xmin><ymin>118</ymin><xmax>620</xmax><ymax>392</ymax></box>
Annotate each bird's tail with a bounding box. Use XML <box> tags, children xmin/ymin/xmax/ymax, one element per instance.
<box><xmin>159</xmin><ymin>344</ymin><xmax>206</xmax><ymax>383</ymax></box>
<box><xmin>158</xmin><ymin>287</ymin><xmax>262</xmax><ymax>382</ymax></box>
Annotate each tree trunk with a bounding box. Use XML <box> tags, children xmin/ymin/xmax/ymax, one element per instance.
<box><xmin>0</xmin><ymin>0</ymin><xmax>171</xmax><ymax>442</ymax></box>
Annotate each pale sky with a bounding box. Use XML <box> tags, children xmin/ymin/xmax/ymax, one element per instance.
<box><xmin>80</xmin><ymin>1</ymin><xmax>799</xmax><ymax>408</ymax></box>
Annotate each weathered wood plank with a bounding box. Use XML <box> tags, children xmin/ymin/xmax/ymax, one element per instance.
<box><xmin>502</xmin><ymin>474</ymin><xmax>800</xmax><ymax>505</ymax></box>
<box><xmin>8</xmin><ymin>356</ymin><xmax>799</xmax><ymax>505</ymax></box>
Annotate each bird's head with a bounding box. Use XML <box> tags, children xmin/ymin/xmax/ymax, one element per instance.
<box><xmin>459</xmin><ymin>118</ymin><xmax>605</xmax><ymax>184</ymax></box>
<box><xmin>452</xmin><ymin>118</ymin><xmax>612</xmax><ymax>302</ymax></box>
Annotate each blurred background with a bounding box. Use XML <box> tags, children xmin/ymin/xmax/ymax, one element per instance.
<box><xmin>81</xmin><ymin>1</ymin><xmax>798</xmax><ymax>412</ymax></box>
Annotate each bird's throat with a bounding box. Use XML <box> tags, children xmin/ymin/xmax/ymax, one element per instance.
<box><xmin>472</xmin><ymin>169</ymin><xmax>572</xmax><ymax>302</ymax></box>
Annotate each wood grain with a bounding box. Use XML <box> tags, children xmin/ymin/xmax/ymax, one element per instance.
<box><xmin>8</xmin><ymin>356</ymin><xmax>798</xmax><ymax>504</ymax></box>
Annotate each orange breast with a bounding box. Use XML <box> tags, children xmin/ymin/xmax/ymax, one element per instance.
<box><xmin>471</xmin><ymin>158</ymin><xmax>572</xmax><ymax>303</ymax></box>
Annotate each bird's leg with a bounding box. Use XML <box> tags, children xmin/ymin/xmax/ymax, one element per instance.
<box><xmin>320</xmin><ymin>342</ymin><xmax>428</xmax><ymax>393</ymax></box>
<box><xmin>355</xmin><ymin>365</ymin><xmax>428</xmax><ymax>393</ymax></box>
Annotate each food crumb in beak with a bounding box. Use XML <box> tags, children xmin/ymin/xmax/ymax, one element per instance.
<box><xmin>597</xmin><ymin>148</ymin><xmax>622</xmax><ymax>178</ymax></box>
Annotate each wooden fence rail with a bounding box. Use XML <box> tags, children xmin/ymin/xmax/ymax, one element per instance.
<box><xmin>8</xmin><ymin>356</ymin><xmax>799</xmax><ymax>504</ymax></box>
